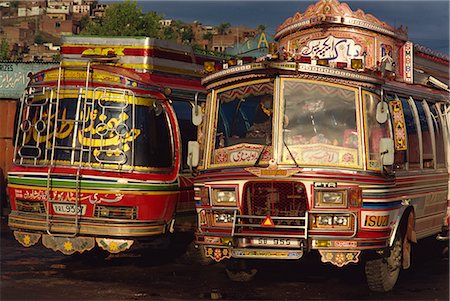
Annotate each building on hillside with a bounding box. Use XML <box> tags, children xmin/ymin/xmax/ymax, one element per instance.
<box><xmin>17</xmin><ymin>1</ymin><xmax>45</xmax><ymax>17</ymax></box>
<box><xmin>1</xmin><ymin>25</ymin><xmax>34</xmax><ymax>48</ymax></box>
<box><xmin>210</xmin><ymin>26</ymin><xmax>260</xmax><ymax>53</ymax></box>
<box><xmin>40</xmin><ymin>14</ymin><xmax>80</xmax><ymax>36</ymax></box>
<box><xmin>72</xmin><ymin>3</ymin><xmax>91</xmax><ymax>15</ymax></box>
<box><xmin>46</xmin><ymin>1</ymin><xmax>71</xmax><ymax>20</ymax></box>
<box><xmin>91</xmin><ymin>3</ymin><xmax>108</xmax><ymax>18</ymax></box>
<box><xmin>211</xmin><ymin>34</ymin><xmax>236</xmax><ymax>53</ymax></box>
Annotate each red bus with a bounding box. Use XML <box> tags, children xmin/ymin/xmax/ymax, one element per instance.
<box><xmin>7</xmin><ymin>36</ymin><xmax>216</xmax><ymax>255</ymax></box>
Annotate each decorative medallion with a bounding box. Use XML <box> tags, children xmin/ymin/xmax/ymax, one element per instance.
<box><xmin>14</xmin><ymin>231</ymin><xmax>41</xmax><ymax>247</ymax></box>
<box><xmin>42</xmin><ymin>235</ymin><xmax>95</xmax><ymax>255</ymax></box>
<box><xmin>319</xmin><ymin>250</ymin><xmax>361</xmax><ymax>267</ymax></box>
<box><xmin>205</xmin><ymin>247</ymin><xmax>232</xmax><ymax>262</ymax></box>
<box><xmin>245</xmin><ymin>166</ymin><xmax>301</xmax><ymax>178</ymax></box>
<box><xmin>96</xmin><ymin>238</ymin><xmax>134</xmax><ymax>254</ymax></box>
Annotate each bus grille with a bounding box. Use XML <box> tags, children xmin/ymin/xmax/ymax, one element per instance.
<box><xmin>243</xmin><ymin>181</ymin><xmax>308</xmax><ymax>217</ymax></box>
<box><xmin>233</xmin><ymin>181</ymin><xmax>309</xmax><ymax>237</ymax></box>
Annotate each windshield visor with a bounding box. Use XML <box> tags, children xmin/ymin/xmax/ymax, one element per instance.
<box><xmin>280</xmin><ymin>80</ymin><xmax>362</xmax><ymax>168</ymax></box>
<box><xmin>211</xmin><ymin>81</ymin><xmax>274</xmax><ymax>166</ymax></box>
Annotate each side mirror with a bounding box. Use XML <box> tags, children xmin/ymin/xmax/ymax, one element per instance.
<box><xmin>192</xmin><ymin>92</ymin><xmax>203</xmax><ymax>126</ymax></box>
<box><xmin>192</xmin><ymin>105</ymin><xmax>202</xmax><ymax>126</ymax></box>
<box><xmin>187</xmin><ymin>141</ymin><xmax>200</xmax><ymax>168</ymax></box>
<box><xmin>376</xmin><ymin>101</ymin><xmax>389</xmax><ymax>123</ymax></box>
<box><xmin>379</xmin><ymin>138</ymin><xmax>394</xmax><ymax>166</ymax></box>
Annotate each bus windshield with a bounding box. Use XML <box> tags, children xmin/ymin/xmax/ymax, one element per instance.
<box><xmin>15</xmin><ymin>89</ymin><xmax>174</xmax><ymax>171</ymax></box>
<box><xmin>280</xmin><ymin>79</ymin><xmax>362</xmax><ymax>168</ymax></box>
<box><xmin>211</xmin><ymin>81</ymin><xmax>275</xmax><ymax>166</ymax></box>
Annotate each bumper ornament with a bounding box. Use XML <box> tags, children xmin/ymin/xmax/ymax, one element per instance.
<box><xmin>205</xmin><ymin>247</ymin><xmax>231</xmax><ymax>262</ymax></box>
<box><xmin>319</xmin><ymin>250</ymin><xmax>361</xmax><ymax>267</ymax></box>
<box><xmin>42</xmin><ymin>235</ymin><xmax>95</xmax><ymax>255</ymax></box>
<box><xmin>14</xmin><ymin>231</ymin><xmax>41</xmax><ymax>247</ymax></box>
<box><xmin>96</xmin><ymin>238</ymin><xmax>134</xmax><ymax>254</ymax></box>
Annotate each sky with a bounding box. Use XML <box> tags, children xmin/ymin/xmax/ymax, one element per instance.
<box><xmin>105</xmin><ymin>1</ymin><xmax>450</xmax><ymax>55</ymax></box>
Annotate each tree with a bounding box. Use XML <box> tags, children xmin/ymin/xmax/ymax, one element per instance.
<box><xmin>202</xmin><ymin>32</ymin><xmax>213</xmax><ymax>41</ymax></box>
<box><xmin>179</xmin><ymin>24</ymin><xmax>194</xmax><ymax>44</ymax></box>
<box><xmin>81</xmin><ymin>1</ymin><xmax>162</xmax><ymax>37</ymax></box>
<box><xmin>162</xmin><ymin>27</ymin><xmax>177</xmax><ymax>41</ymax></box>
<box><xmin>217</xmin><ymin>22</ymin><xmax>231</xmax><ymax>35</ymax></box>
<box><xmin>34</xmin><ymin>34</ymin><xmax>45</xmax><ymax>45</ymax></box>
<box><xmin>257</xmin><ymin>24</ymin><xmax>266</xmax><ymax>32</ymax></box>
<box><xmin>0</xmin><ymin>38</ymin><xmax>9</xmax><ymax>60</ymax></box>
<box><xmin>79</xmin><ymin>15</ymin><xmax>90</xmax><ymax>32</ymax></box>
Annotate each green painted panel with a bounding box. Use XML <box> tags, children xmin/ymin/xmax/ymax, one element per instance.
<box><xmin>0</xmin><ymin>62</ymin><xmax>58</xmax><ymax>99</ymax></box>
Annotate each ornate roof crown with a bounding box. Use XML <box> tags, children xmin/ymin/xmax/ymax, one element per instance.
<box><xmin>275</xmin><ymin>0</ymin><xmax>408</xmax><ymax>41</ymax></box>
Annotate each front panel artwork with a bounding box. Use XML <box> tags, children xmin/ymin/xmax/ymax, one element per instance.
<box><xmin>15</xmin><ymin>87</ymin><xmax>173</xmax><ymax>171</ymax></box>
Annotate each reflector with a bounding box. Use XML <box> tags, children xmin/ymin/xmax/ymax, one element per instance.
<box><xmin>261</xmin><ymin>215</ymin><xmax>275</xmax><ymax>227</ymax></box>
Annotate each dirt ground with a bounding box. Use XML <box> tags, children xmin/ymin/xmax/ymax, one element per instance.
<box><xmin>1</xmin><ymin>217</ymin><xmax>448</xmax><ymax>300</ymax></box>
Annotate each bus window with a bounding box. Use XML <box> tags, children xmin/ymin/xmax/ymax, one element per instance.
<box><xmin>400</xmin><ymin>97</ymin><xmax>420</xmax><ymax>169</ymax></box>
<box><xmin>215</xmin><ymin>82</ymin><xmax>274</xmax><ymax>149</ymax></box>
<box><xmin>429</xmin><ymin>104</ymin><xmax>446</xmax><ymax>168</ymax></box>
<box><xmin>363</xmin><ymin>92</ymin><xmax>390</xmax><ymax>170</ymax></box>
<box><xmin>172</xmin><ymin>100</ymin><xmax>197</xmax><ymax>170</ymax></box>
<box><xmin>414</xmin><ymin>100</ymin><xmax>434</xmax><ymax>168</ymax></box>
<box><xmin>134</xmin><ymin>105</ymin><xmax>173</xmax><ymax>169</ymax></box>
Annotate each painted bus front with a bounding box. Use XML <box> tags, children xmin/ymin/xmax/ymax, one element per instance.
<box><xmin>7</xmin><ymin>36</ymin><xmax>217</xmax><ymax>255</ymax></box>
<box><xmin>189</xmin><ymin>0</ymin><xmax>449</xmax><ymax>292</ymax></box>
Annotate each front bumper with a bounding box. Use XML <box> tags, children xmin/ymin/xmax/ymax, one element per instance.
<box><xmin>8</xmin><ymin>210</ymin><xmax>169</xmax><ymax>237</ymax></box>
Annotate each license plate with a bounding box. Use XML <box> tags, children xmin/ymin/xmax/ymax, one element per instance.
<box><xmin>251</xmin><ymin>237</ymin><xmax>300</xmax><ymax>247</ymax></box>
<box><xmin>52</xmin><ymin>203</ymin><xmax>86</xmax><ymax>216</ymax></box>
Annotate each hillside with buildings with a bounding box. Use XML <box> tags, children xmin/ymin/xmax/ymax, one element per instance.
<box><xmin>0</xmin><ymin>0</ymin><xmax>270</xmax><ymax>62</ymax></box>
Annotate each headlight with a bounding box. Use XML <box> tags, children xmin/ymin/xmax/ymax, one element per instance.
<box><xmin>214</xmin><ymin>212</ymin><xmax>234</xmax><ymax>224</ymax></box>
<box><xmin>314</xmin><ymin>190</ymin><xmax>347</xmax><ymax>208</ymax></box>
<box><xmin>312</xmin><ymin>214</ymin><xmax>352</xmax><ymax>229</ymax></box>
<box><xmin>211</xmin><ymin>187</ymin><xmax>237</xmax><ymax>206</ymax></box>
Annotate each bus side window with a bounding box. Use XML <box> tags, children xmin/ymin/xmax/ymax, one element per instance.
<box><xmin>400</xmin><ymin>97</ymin><xmax>420</xmax><ymax>170</ymax></box>
<box><xmin>172</xmin><ymin>101</ymin><xmax>197</xmax><ymax>170</ymax></box>
<box><xmin>363</xmin><ymin>92</ymin><xmax>391</xmax><ymax>169</ymax></box>
<box><xmin>415</xmin><ymin>100</ymin><xmax>434</xmax><ymax>169</ymax></box>
<box><xmin>429</xmin><ymin>104</ymin><xmax>446</xmax><ymax>169</ymax></box>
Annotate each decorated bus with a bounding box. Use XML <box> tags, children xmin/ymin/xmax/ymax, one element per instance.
<box><xmin>189</xmin><ymin>0</ymin><xmax>449</xmax><ymax>292</ymax></box>
<box><xmin>7</xmin><ymin>36</ymin><xmax>218</xmax><ymax>255</ymax></box>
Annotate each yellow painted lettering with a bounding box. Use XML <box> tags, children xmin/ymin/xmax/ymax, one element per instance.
<box><xmin>257</xmin><ymin>32</ymin><xmax>269</xmax><ymax>49</ymax></box>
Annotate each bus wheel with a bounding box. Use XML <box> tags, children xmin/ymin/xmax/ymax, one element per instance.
<box><xmin>364</xmin><ymin>232</ymin><xmax>403</xmax><ymax>292</ymax></box>
<box><xmin>225</xmin><ymin>259</ymin><xmax>257</xmax><ymax>282</ymax></box>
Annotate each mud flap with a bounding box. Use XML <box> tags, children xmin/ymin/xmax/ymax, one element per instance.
<box><xmin>42</xmin><ymin>235</ymin><xmax>95</xmax><ymax>255</ymax></box>
<box><xmin>96</xmin><ymin>238</ymin><xmax>134</xmax><ymax>254</ymax></box>
<box><xmin>319</xmin><ymin>250</ymin><xmax>361</xmax><ymax>267</ymax></box>
<box><xmin>14</xmin><ymin>231</ymin><xmax>41</xmax><ymax>247</ymax></box>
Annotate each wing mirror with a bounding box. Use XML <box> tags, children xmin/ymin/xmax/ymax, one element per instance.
<box><xmin>379</xmin><ymin>138</ymin><xmax>394</xmax><ymax>166</ymax></box>
<box><xmin>187</xmin><ymin>141</ymin><xmax>200</xmax><ymax>168</ymax></box>
<box><xmin>376</xmin><ymin>101</ymin><xmax>389</xmax><ymax>124</ymax></box>
<box><xmin>192</xmin><ymin>92</ymin><xmax>203</xmax><ymax>126</ymax></box>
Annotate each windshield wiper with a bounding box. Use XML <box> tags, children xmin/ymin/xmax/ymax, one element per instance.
<box><xmin>283</xmin><ymin>139</ymin><xmax>300</xmax><ymax>168</ymax></box>
<box><xmin>253</xmin><ymin>142</ymin><xmax>270</xmax><ymax>167</ymax></box>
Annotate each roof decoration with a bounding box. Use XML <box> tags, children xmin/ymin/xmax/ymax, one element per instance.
<box><xmin>414</xmin><ymin>44</ymin><xmax>449</xmax><ymax>65</ymax></box>
<box><xmin>275</xmin><ymin>0</ymin><xmax>407</xmax><ymax>41</ymax></box>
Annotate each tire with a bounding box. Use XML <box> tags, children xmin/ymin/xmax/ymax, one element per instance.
<box><xmin>365</xmin><ymin>232</ymin><xmax>403</xmax><ymax>292</ymax></box>
<box><xmin>225</xmin><ymin>259</ymin><xmax>257</xmax><ymax>282</ymax></box>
